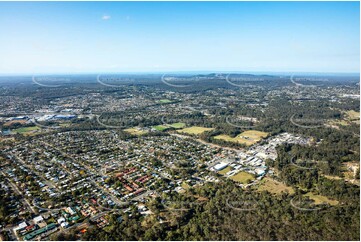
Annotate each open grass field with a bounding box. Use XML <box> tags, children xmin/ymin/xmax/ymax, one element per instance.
<box><xmin>214</xmin><ymin>130</ymin><xmax>269</xmax><ymax>146</ymax></box>
<box><xmin>305</xmin><ymin>192</ymin><xmax>339</xmax><ymax>205</ymax></box>
<box><xmin>343</xmin><ymin>170</ymin><xmax>356</xmax><ymax>180</ymax></box>
<box><xmin>59</xmin><ymin>123</ymin><xmax>72</xmax><ymax>127</ymax></box>
<box><xmin>152</xmin><ymin>125</ymin><xmax>169</xmax><ymax>131</ymax></box>
<box><xmin>195</xmin><ymin>196</ymin><xmax>208</xmax><ymax>202</ymax></box>
<box><xmin>341</xmin><ymin>162</ymin><xmax>359</xmax><ymax>182</ymax></box>
<box><xmin>153</xmin><ymin>122</ymin><xmax>186</xmax><ymax>131</ymax></box>
<box><xmin>124</xmin><ymin>127</ymin><xmax>148</xmax><ymax>136</ymax></box>
<box><xmin>258</xmin><ymin>177</ymin><xmax>295</xmax><ymax>195</ymax></box>
<box><xmin>347</xmin><ymin>110</ymin><xmax>360</xmax><ymax>125</ymax></box>
<box><xmin>103</xmin><ymin>225</ymin><xmax>114</xmax><ymax>233</ymax></box>
<box><xmin>322</xmin><ymin>174</ymin><xmax>343</xmax><ymax>180</ymax></box>
<box><xmin>328</xmin><ymin>119</ymin><xmax>349</xmax><ymax>127</ymax></box>
<box><xmin>330</xmin><ymin>110</ymin><xmax>360</xmax><ymax>127</ymax></box>
<box><xmin>0</xmin><ymin>137</ymin><xmax>15</xmax><ymax>142</ymax></box>
<box><xmin>159</xmin><ymin>99</ymin><xmax>173</xmax><ymax>104</ymax></box>
<box><xmin>13</xmin><ymin>126</ymin><xmax>40</xmax><ymax>134</ymax></box>
<box><xmin>214</xmin><ymin>134</ymin><xmax>255</xmax><ymax>145</ymax></box>
<box><xmin>181</xmin><ymin>182</ymin><xmax>191</xmax><ymax>190</ymax></box>
<box><xmin>229</xmin><ymin>171</ymin><xmax>255</xmax><ymax>184</ymax></box>
<box><xmin>346</xmin><ymin>110</ymin><xmax>360</xmax><ymax>120</ymax></box>
<box><xmin>177</xmin><ymin>126</ymin><xmax>214</xmax><ymax>135</ymax></box>
<box><xmin>168</xmin><ymin>122</ymin><xmax>186</xmax><ymax>129</ymax></box>
<box><xmin>218</xmin><ymin>166</ymin><xmax>233</xmax><ymax>175</ymax></box>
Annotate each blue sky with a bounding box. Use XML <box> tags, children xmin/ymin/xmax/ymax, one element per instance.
<box><xmin>0</xmin><ymin>1</ymin><xmax>359</xmax><ymax>74</ymax></box>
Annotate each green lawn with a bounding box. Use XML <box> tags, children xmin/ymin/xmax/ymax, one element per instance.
<box><xmin>159</xmin><ymin>99</ymin><xmax>173</xmax><ymax>104</ymax></box>
<box><xmin>59</xmin><ymin>123</ymin><xmax>72</xmax><ymax>127</ymax></box>
<box><xmin>103</xmin><ymin>225</ymin><xmax>114</xmax><ymax>232</ymax></box>
<box><xmin>229</xmin><ymin>171</ymin><xmax>255</xmax><ymax>184</ymax></box>
<box><xmin>177</xmin><ymin>126</ymin><xmax>214</xmax><ymax>135</ymax></box>
<box><xmin>153</xmin><ymin>125</ymin><xmax>169</xmax><ymax>131</ymax></box>
<box><xmin>168</xmin><ymin>122</ymin><xmax>186</xmax><ymax>129</ymax></box>
<box><xmin>214</xmin><ymin>130</ymin><xmax>268</xmax><ymax>146</ymax></box>
<box><xmin>124</xmin><ymin>127</ymin><xmax>148</xmax><ymax>136</ymax></box>
<box><xmin>13</xmin><ymin>126</ymin><xmax>40</xmax><ymax>134</ymax></box>
<box><xmin>153</xmin><ymin>122</ymin><xmax>186</xmax><ymax>131</ymax></box>
<box><xmin>218</xmin><ymin>166</ymin><xmax>233</xmax><ymax>175</ymax></box>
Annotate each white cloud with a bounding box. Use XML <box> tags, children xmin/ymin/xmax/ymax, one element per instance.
<box><xmin>102</xmin><ymin>15</ymin><xmax>111</xmax><ymax>20</ymax></box>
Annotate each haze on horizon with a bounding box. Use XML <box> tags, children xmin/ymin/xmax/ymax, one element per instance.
<box><xmin>0</xmin><ymin>1</ymin><xmax>359</xmax><ymax>74</ymax></box>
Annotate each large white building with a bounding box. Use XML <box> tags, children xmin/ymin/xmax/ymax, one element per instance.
<box><xmin>214</xmin><ymin>162</ymin><xmax>228</xmax><ymax>171</ymax></box>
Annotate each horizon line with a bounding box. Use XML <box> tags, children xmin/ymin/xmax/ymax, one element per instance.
<box><xmin>0</xmin><ymin>70</ymin><xmax>360</xmax><ymax>77</ymax></box>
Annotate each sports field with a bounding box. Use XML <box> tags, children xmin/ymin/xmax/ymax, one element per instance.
<box><xmin>218</xmin><ymin>166</ymin><xmax>233</xmax><ymax>175</ymax></box>
<box><xmin>152</xmin><ymin>122</ymin><xmax>186</xmax><ymax>131</ymax></box>
<box><xmin>229</xmin><ymin>171</ymin><xmax>255</xmax><ymax>184</ymax></box>
<box><xmin>124</xmin><ymin>127</ymin><xmax>148</xmax><ymax>136</ymax></box>
<box><xmin>159</xmin><ymin>99</ymin><xmax>173</xmax><ymax>104</ymax></box>
<box><xmin>177</xmin><ymin>126</ymin><xmax>214</xmax><ymax>135</ymax></box>
<box><xmin>13</xmin><ymin>126</ymin><xmax>40</xmax><ymax>134</ymax></box>
<box><xmin>168</xmin><ymin>122</ymin><xmax>186</xmax><ymax>129</ymax></box>
<box><xmin>153</xmin><ymin>125</ymin><xmax>169</xmax><ymax>131</ymax></box>
<box><xmin>214</xmin><ymin>130</ymin><xmax>268</xmax><ymax>146</ymax></box>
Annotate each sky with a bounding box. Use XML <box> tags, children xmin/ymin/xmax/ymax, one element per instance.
<box><xmin>0</xmin><ymin>1</ymin><xmax>359</xmax><ymax>74</ymax></box>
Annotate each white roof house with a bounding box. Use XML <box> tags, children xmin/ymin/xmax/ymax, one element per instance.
<box><xmin>67</xmin><ymin>207</ymin><xmax>76</xmax><ymax>215</ymax></box>
<box><xmin>15</xmin><ymin>222</ymin><xmax>28</xmax><ymax>231</ymax></box>
<box><xmin>57</xmin><ymin>217</ymin><xmax>66</xmax><ymax>224</ymax></box>
<box><xmin>61</xmin><ymin>222</ymin><xmax>69</xmax><ymax>228</ymax></box>
<box><xmin>33</xmin><ymin>215</ymin><xmax>44</xmax><ymax>224</ymax></box>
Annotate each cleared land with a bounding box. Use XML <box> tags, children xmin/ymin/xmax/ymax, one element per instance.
<box><xmin>181</xmin><ymin>182</ymin><xmax>191</xmax><ymax>190</ymax></box>
<box><xmin>324</xmin><ymin>174</ymin><xmax>347</xmax><ymax>182</ymax></box>
<box><xmin>124</xmin><ymin>127</ymin><xmax>148</xmax><ymax>136</ymax></box>
<box><xmin>258</xmin><ymin>177</ymin><xmax>295</xmax><ymax>195</ymax></box>
<box><xmin>177</xmin><ymin>126</ymin><xmax>214</xmax><ymax>135</ymax></box>
<box><xmin>305</xmin><ymin>192</ymin><xmax>339</xmax><ymax>205</ymax></box>
<box><xmin>341</xmin><ymin>162</ymin><xmax>359</xmax><ymax>183</ymax></box>
<box><xmin>328</xmin><ymin>120</ymin><xmax>349</xmax><ymax>127</ymax></box>
<box><xmin>329</xmin><ymin>110</ymin><xmax>360</xmax><ymax>127</ymax></box>
<box><xmin>229</xmin><ymin>171</ymin><xmax>254</xmax><ymax>184</ymax></box>
<box><xmin>322</xmin><ymin>174</ymin><xmax>342</xmax><ymax>180</ymax></box>
<box><xmin>4</xmin><ymin>119</ymin><xmax>28</xmax><ymax>126</ymax></box>
<box><xmin>214</xmin><ymin>130</ymin><xmax>268</xmax><ymax>146</ymax></box>
<box><xmin>346</xmin><ymin>110</ymin><xmax>360</xmax><ymax>120</ymax></box>
<box><xmin>346</xmin><ymin>110</ymin><xmax>360</xmax><ymax>125</ymax></box>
